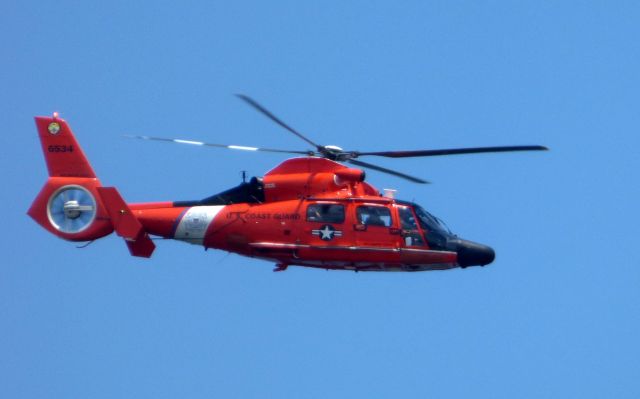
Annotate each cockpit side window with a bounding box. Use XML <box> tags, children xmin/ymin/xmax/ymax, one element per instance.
<box><xmin>397</xmin><ymin>206</ymin><xmax>425</xmax><ymax>247</ymax></box>
<box><xmin>398</xmin><ymin>206</ymin><xmax>418</xmax><ymax>230</ymax></box>
<box><xmin>356</xmin><ymin>205</ymin><xmax>392</xmax><ymax>227</ymax></box>
<box><xmin>306</xmin><ymin>203</ymin><xmax>345</xmax><ymax>223</ymax></box>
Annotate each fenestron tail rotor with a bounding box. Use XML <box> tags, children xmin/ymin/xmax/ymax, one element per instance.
<box><xmin>128</xmin><ymin>94</ymin><xmax>548</xmax><ymax>183</ymax></box>
<box><xmin>47</xmin><ymin>185</ymin><xmax>97</xmax><ymax>234</ymax></box>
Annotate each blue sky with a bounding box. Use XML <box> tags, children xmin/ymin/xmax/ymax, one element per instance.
<box><xmin>2</xmin><ymin>1</ymin><xmax>639</xmax><ymax>398</ymax></box>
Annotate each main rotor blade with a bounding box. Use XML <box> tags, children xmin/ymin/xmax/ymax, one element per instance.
<box><xmin>355</xmin><ymin>145</ymin><xmax>549</xmax><ymax>158</ymax></box>
<box><xmin>236</xmin><ymin>94</ymin><xmax>321</xmax><ymax>150</ymax></box>
<box><xmin>347</xmin><ymin>159</ymin><xmax>429</xmax><ymax>184</ymax></box>
<box><xmin>125</xmin><ymin>135</ymin><xmax>314</xmax><ymax>155</ymax></box>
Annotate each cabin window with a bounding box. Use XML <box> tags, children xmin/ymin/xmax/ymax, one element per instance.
<box><xmin>356</xmin><ymin>205</ymin><xmax>392</xmax><ymax>227</ymax></box>
<box><xmin>306</xmin><ymin>203</ymin><xmax>345</xmax><ymax>223</ymax></box>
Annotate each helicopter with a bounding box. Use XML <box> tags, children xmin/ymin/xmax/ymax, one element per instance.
<box><xmin>28</xmin><ymin>95</ymin><xmax>547</xmax><ymax>272</ymax></box>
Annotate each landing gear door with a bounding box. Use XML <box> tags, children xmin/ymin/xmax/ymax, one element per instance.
<box><xmin>396</xmin><ymin>205</ymin><xmax>427</xmax><ymax>247</ymax></box>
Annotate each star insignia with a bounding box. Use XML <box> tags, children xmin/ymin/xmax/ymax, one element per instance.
<box><xmin>312</xmin><ymin>224</ymin><xmax>343</xmax><ymax>241</ymax></box>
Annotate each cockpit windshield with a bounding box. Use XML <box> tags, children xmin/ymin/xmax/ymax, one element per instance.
<box><xmin>413</xmin><ymin>205</ymin><xmax>453</xmax><ymax>236</ymax></box>
<box><xmin>397</xmin><ymin>201</ymin><xmax>455</xmax><ymax>250</ymax></box>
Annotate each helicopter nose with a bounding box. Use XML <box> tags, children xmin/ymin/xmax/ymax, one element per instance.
<box><xmin>451</xmin><ymin>239</ymin><xmax>495</xmax><ymax>267</ymax></box>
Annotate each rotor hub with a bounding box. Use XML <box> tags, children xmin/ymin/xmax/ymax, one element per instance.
<box><xmin>63</xmin><ymin>200</ymin><xmax>82</xmax><ymax>219</ymax></box>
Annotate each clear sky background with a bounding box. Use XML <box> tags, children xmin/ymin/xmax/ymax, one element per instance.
<box><xmin>2</xmin><ymin>1</ymin><xmax>639</xmax><ymax>398</ymax></box>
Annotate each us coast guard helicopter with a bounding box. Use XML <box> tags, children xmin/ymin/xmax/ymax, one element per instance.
<box><xmin>28</xmin><ymin>95</ymin><xmax>547</xmax><ymax>272</ymax></box>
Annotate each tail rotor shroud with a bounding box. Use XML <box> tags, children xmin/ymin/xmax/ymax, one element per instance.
<box><xmin>47</xmin><ymin>185</ymin><xmax>97</xmax><ymax>234</ymax></box>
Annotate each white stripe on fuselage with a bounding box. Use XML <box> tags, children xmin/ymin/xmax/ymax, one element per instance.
<box><xmin>174</xmin><ymin>206</ymin><xmax>225</xmax><ymax>245</ymax></box>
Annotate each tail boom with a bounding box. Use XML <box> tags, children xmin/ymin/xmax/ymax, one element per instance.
<box><xmin>29</xmin><ymin>114</ymin><xmax>226</xmax><ymax>258</ymax></box>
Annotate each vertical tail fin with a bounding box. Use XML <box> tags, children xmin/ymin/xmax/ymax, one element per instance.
<box><xmin>34</xmin><ymin>114</ymin><xmax>96</xmax><ymax>178</ymax></box>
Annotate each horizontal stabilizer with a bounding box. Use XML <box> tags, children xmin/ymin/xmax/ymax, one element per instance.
<box><xmin>126</xmin><ymin>236</ymin><xmax>156</xmax><ymax>258</ymax></box>
<box><xmin>97</xmin><ymin>187</ymin><xmax>156</xmax><ymax>258</ymax></box>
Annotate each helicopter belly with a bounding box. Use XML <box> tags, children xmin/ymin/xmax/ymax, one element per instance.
<box><xmin>247</xmin><ymin>242</ymin><xmax>457</xmax><ymax>271</ymax></box>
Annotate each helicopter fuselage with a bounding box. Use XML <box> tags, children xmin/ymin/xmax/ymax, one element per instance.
<box><xmin>122</xmin><ymin>157</ymin><xmax>495</xmax><ymax>271</ymax></box>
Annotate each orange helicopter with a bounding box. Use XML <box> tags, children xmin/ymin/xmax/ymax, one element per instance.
<box><xmin>28</xmin><ymin>95</ymin><xmax>547</xmax><ymax>272</ymax></box>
